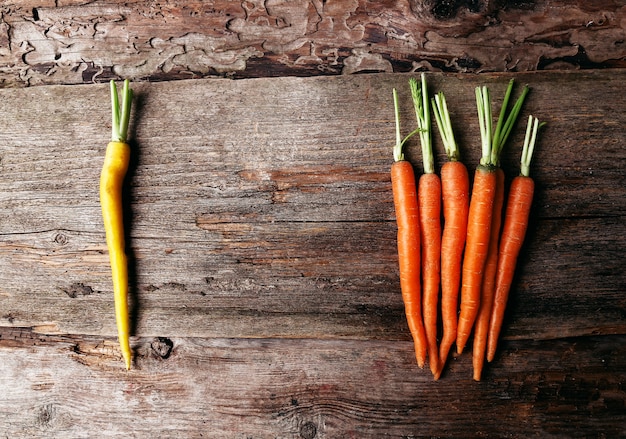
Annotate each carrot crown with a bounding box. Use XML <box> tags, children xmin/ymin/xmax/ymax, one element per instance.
<box><xmin>111</xmin><ymin>79</ymin><xmax>133</xmax><ymax>143</ymax></box>
<box><xmin>520</xmin><ymin>115</ymin><xmax>544</xmax><ymax>177</ymax></box>
<box><xmin>475</xmin><ymin>85</ymin><xmax>494</xmax><ymax>167</ymax></box>
<box><xmin>476</xmin><ymin>79</ymin><xmax>530</xmax><ymax>168</ymax></box>
<box><xmin>431</xmin><ymin>91</ymin><xmax>459</xmax><ymax>162</ymax></box>
<box><xmin>409</xmin><ymin>73</ymin><xmax>434</xmax><ymax>174</ymax></box>
<box><xmin>491</xmin><ymin>79</ymin><xmax>530</xmax><ymax>166</ymax></box>
<box><xmin>392</xmin><ymin>87</ymin><xmax>422</xmax><ymax>162</ymax></box>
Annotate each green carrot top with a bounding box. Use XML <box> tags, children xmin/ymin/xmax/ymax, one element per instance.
<box><xmin>392</xmin><ymin>87</ymin><xmax>422</xmax><ymax>163</ymax></box>
<box><xmin>475</xmin><ymin>85</ymin><xmax>493</xmax><ymax>167</ymax></box>
<box><xmin>476</xmin><ymin>79</ymin><xmax>530</xmax><ymax>168</ymax></box>
<box><xmin>520</xmin><ymin>115</ymin><xmax>544</xmax><ymax>177</ymax></box>
<box><xmin>491</xmin><ymin>79</ymin><xmax>530</xmax><ymax>166</ymax></box>
<box><xmin>409</xmin><ymin>73</ymin><xmax>434</xmax><ymax>174</ymax></box>
<box><xmin>110</xmin><ymin>79</ymin><xmax>133</xmax><ymax>143</ymax></box>
<box><xmin>431</xmin><ymin>90</ymin><xmax>459</xmax><ymax>162</ymax></box>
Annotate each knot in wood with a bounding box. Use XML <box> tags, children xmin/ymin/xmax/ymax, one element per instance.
<box><xmin>151</xmin><ymin>337</ymin><xmax>174</xmax><ymax>359</ymax></box>
<box><xmin>53</xmin><ymin>232</ymin><xmax>69</xmax><ymax>245</ymax></box>
<box><xmin>299</xmin><ymin>421</ymin><xmax>317</xmax><ymax>439</ymax></box>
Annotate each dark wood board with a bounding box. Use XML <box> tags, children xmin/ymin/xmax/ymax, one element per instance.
<box><xmin>0</xmin><ymin>69</ymin><xmax>625</xmax><ymax>437</ymax></box>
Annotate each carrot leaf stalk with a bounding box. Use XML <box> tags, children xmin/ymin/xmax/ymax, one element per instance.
<box><xmin>491</xmin><ymin>79</ymin><xmax>514</xmax><ymax>160</ymax></box>
<box><xmin>102</xmin><ymin>79</ymin><xmax>134</xmax><ymax>370</ymax></box>
<box><xmin>393</xmin><ymin>88</ymin><xmax>423</xmax><ymax>162</ymax></box>
<box><xmin>409</xmin><ymin>74</ymin><xmax>433</xmax><ymax>173</ymax></box>
<box><xmin>476</xmin><ymin>85</ymin><xmax>493</xmax><ymax>167</ymax></box>
<box><xmin>492</xmin><ymin>80</ymin><xmax>530</xmax><ymax>164</ymax></box>
<box><xmin>432</xmin><ymin>91</ymin><xmax>459</xmax><ymax>161</ymax></box>
<box><xmin>393</xmin><ymin>89</ymin><xmax>403</xmax><ymax>162</ymax></box>
<box><xmin>520</xmin><ymin>115</ymin><xmax>543</xmax><ymax>177</ymax></box>
<box><xmin>111</xmin><ymin>79</ymin><xmax>133</xmax><ymax>142</ymax></box>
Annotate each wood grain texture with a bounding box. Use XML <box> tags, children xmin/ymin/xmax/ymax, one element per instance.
<box><xmin>0</xmin><ymin>69</ymin><xmax>625</xmax><ymax>437</ymax></box>
<box><xmin>1</xmin><ymin>327</ymin><xmax>625</xmax><ymax>438</ymax></box>
<box><xmin>1</xmin><ymin>70</ymin><xmax>624</xmax><ymax>340</ymax></box>
<box><xmin>1</xmin><ymin>0</ymin><xmax>625</xmax><ymax>87</ymax></box>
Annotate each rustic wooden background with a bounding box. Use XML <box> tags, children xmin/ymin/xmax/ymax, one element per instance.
<box><xmin>1</xmin><ymin>1</ymin><xmax>625</xmax><ymax>438</ymax></box>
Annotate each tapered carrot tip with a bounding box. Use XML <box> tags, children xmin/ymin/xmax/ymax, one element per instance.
<box><xmin>433</xmin><ymin>365</ymin><xmax>442</xmax><ymax>380</ymax></box>
<box><xmin>416</xmin><ymin>355</ymin><xmax>425</xmax><ymax>369</ymax></box>
<box><xmin>433</xmin><ymin>355</ymin><xmax>448</xmax><ymax>380</ymax></box>
<box><xmin>120</xmin><ymin>345</ymin><xmax>131</xmax><ymax>370</ymax></box>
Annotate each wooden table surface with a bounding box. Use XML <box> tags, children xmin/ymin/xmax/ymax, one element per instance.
<box><xmin>1</xmin><ymin>2</ymin><xmax>625</xmax><ymax>438</ymax></box>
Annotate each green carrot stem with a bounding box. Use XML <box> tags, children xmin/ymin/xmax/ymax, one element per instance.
<box><xmin>476</xmin><ymin>85</ymin><xmax>493</xmax><ymax>167</ymax></box>
<box><xmin>520</xmin><ymin>115</ymin><xmax>544</xmax><ymax>177</ymax></box>
<box><xmin>431</xmin><ymin>91</ymin><xmax>459</xmax><ymax>161</ymax></box>
<box><xmin>497</xmin><ymin>86</ymin><xmax>529</xmax><ymax>152</ymax></box>
<box><xmin>111</xmin><ymin>79</ymin><xmax>133</xmax><ymax>143</ymax></box>
<box><xmin>491</xmin><ymin>80</ymin><xmax>530</xmax><ymax>165</ymax></box>
<box><xmin>393</xmin><ymin>88</ymin><xmax>403</xmax><ymax>162</ymax></box>
<box><xmin>409</xmin><ymin>73</ymin><xmax>434</xmax><ymax>174</ymax></box>
<box><xmin>392</xmin><ymin>87</ymin><xmax>423</xmax><ymax>163</ymax></box>
<box><xmin>491</xmin><ymin>79</ymin><xmax>514</xmax><ymax>158</ymax></box>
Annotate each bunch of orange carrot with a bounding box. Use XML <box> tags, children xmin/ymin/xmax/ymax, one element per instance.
<box><xmin>390</xmin><ymin>74</ymin><xmax>543</xmax><ymax>381</ymax></box>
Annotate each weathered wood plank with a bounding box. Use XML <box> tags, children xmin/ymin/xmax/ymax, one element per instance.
<box><xmin>1</xmin><ymin>327</ymin><xmax>625</xmax><ymax>438</ymax></box>
<box><xmin>0</xmin><ymin>3</ymin><xmax>624</xmax><ymax>437</ymax></box>
<box><xmin>1</xmin><ymin>217</ymin><xmax>624</xmax><ymax>340</ymax></box>
<box><xmin>0</xmin><ymin>70</ymin><xmax>625</xmax><ymax>342</ymax></box>
<box><xmin>0</xmin><ymin>0</ymin><xmax>625</xmax><ymax>87</ymax></box>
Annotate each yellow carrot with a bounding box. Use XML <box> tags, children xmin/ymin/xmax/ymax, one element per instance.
<box><xmin>100</xmin><ymin>79</ymin><xmax>133</xmax><ymax>370</ymax></box>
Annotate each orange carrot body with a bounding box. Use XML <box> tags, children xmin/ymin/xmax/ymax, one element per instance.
<box><xmin>487</xmin><ymin>175</ymin><xmax>535</xmax><ymax>361</ymax></box>
<box><xmin>472</xmin><ymin>167</ymin><xmax>505</xmax><ymax>380</ymax></box>
<box><xmin>436</xmin><ymin>160</ymin><xmax>469</xmax><ymax>376</ymax></box>
<box><xmin>456</xmin><ymin>165</ymin><xmax>497</xmax><ymax>353</ymax></box>
<box><xmin>391</xmin><ymin>160</ymin><xmax>428</xmax><ymax>368</ymax></box>
<box><xmin>418</xmin><ymin>172</ymin><xmax>442</xmax><ymax>376</ymax></box>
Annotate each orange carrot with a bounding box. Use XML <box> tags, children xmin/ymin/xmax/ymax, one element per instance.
<box><xmin>431</xmin><ymin>90</ymin><xmax>469</xmax><ymax>379</ymax></box>
<box><xmin>487</xmin><ymin>115</ymin><xmax>543</xmax><ymax>362</ymax></box>
<box><xmin>472</xmin><ymin>80</ymin><xmax>529</xmax><ymax>380</ymax></box>
<box><xmin>471</xmin><ymin>167</ymin><xmax>504</xmax><ymax>380</ymax></box>
<box><xmin>456</xmin><ymin>85</ymin><xmax>497</xmax><ymax>354</ymax></box>
<box><xmin>410</xmin><ymin>75</ymin><xmax>440</xmax><ymax>376</ymax></box>
<box><xmin>457</xmin><ymin>80</ymin><xmax>529</xmax><ymax>355</ymax></box>
<box><xmin>418</xmin><ymin>173</ymin><xmax>441</xmax><ymax>375</ymax></box>
<box><xmin>391</xmin><ymin>87</ymin><xmax>428</xmax><ymax>368</ymax></box>
<box><xmin>457</xmin><ymin>166</ymin><xmax>496</xmax><ymax>354</ymax></box>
